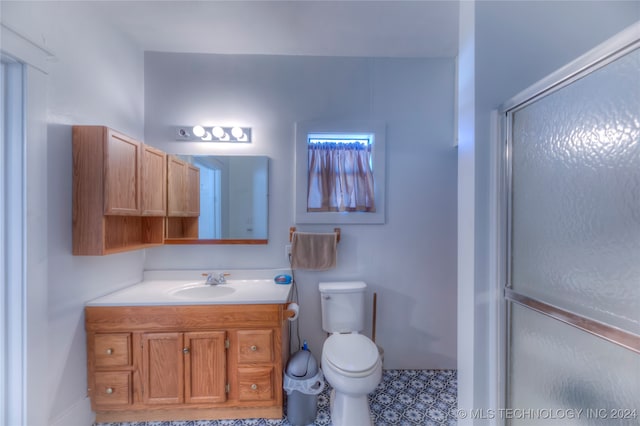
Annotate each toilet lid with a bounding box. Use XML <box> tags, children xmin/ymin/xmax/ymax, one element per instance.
<box><xmin>323</xmin><ymin>334</ymin><xmax>379</xmax><ymax>373</ymax></box>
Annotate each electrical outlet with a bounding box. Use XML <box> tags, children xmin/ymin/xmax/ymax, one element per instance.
<box><xmin>285</xmin><ymin>244</ymin><xmax>292</xmax><ymax>259</ymax></box>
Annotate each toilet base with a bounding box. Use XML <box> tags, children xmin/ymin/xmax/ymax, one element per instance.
<box><xmin>329</xmin><ymin>389</ymin><xmax>374</xmax><ymax>426</ymax></box>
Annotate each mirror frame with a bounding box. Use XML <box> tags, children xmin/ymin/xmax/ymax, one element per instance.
<box><xmin>164</xmin><ymin>238</ymin><xmax>267</xmax><ymax>245</ymax></box>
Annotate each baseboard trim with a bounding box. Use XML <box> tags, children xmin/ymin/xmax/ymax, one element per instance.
<box><xmin>50</xmin><ymin>397</ymin><xmax>94</xmax><ymax>426</ymax></box>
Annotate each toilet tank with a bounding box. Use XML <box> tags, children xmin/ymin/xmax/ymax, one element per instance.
<box><xmin>319</xmin><ymin>281</ymin><xmax>367</xmax><ymax>333</ymax></box>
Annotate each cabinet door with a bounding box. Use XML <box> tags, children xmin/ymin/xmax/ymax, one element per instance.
<box><xmin>167</xmin><ymin>156</ymin><xmax>187</xmax><ymax>216</ymax></box>
<box><xmin>185</xmin><ymin>164</ymin><xmax>200</xmax><ymax>217</ymax></box>
<box><xmin>104</xmin><ymin>129</ymin><xmax>141</xmax><ymax>215</ymax></box>
<box><xmin>184</xmin><ymin>331</ymin><xmax>227</xmax><ymax>404</ymax></box>
<box><xmin>141</xmin><ymin>332</ymin><xmax>183</xmax><ymax>405</ymax></box>
<box><xmin>141</xmin><ymin>145</ymin><xmax>166</xmax><ymax>216</ymax></box>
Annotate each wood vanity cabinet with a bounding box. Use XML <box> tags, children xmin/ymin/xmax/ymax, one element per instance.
<box><xmin>85</xmin><ymin>304</ymin><xmax>290</xmax><ymax>422</ymax></box>
<box><xmin>73</xmin><ymin>126</ymin><xmax>166</xmax><ymax>255</ymax></box>
<box><xmin>166</xmin><ymin>155</ymin><xmax>201</xmax><ymax>238</ymax></box>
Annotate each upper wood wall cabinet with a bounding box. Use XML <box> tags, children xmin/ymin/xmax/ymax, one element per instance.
<box><xmin>73</xmin><ymin>126</ymin><xmax>166</xmax><ymax>255</ymax></box>
<box><xmin>141</xmin><ymin>145</ymin><xmax>167</xmax><ymax>216</ymax></box>
<box><xmin>166</xmin><ymin>155</ymin><xmax>200</xmax><ymax>239</ymax></box>
<box><xmin>103</xmin><ymin>130</ymin><xmax>142</xmax><ymax>215</ymax></box>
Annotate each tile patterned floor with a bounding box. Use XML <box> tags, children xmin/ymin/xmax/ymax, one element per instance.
<box><xmin>95</xmin><ymin>369</ymin><xmax>457</xmax><ymax>426</ymax></box>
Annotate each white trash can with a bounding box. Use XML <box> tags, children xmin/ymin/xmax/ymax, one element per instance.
<box><xmin>283</xmin><ymin>349</ymin><xmax>325</xmax><ymax>426</ymax></box>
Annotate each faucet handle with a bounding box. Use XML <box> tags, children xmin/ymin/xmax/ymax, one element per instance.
<box><xmin>201</xmin><ymin>272</ymin><xmax>215</xmax><ymax>284</ymax></box>
<box><xmin>201</xmin><ymin>272</ymin><xmax>229</xmax><ymax>284</ymax></box>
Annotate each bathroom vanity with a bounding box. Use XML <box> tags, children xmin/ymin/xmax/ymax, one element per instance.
<box><xmin>85</xmin><ymin>270</ymin><xmax>293</xmax><ymax>422</ymax></box>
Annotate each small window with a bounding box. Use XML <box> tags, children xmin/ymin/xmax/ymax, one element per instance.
<box><xmin>295</xmin><ymin>120</ymin><xmax>385</xmax><ymax>224</ymax></box>
<box><xmin>307</xmin><ymin>133</ymin><xmax>376</xmax><ymax>212</ymax></box>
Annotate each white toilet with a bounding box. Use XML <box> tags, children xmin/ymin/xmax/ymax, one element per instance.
<box><xmin>319</xmin><ymin>281</ymin><xmax>382</xmax><ymax>426</ymax></box>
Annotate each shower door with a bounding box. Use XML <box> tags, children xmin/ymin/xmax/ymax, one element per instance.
<box><xmin>503</xmin><ymin>27</ymin><xmax>640</xmax><ymax>425</ymax></box>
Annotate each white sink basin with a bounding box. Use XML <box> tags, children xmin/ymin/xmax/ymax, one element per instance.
<box><xmin>169</xmin><ymin>283</ymin><xmax>236</xmax><ymax>299</ymax></box>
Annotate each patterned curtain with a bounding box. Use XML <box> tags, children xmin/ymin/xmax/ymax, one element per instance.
<box><xmin>307</xmin><ymin>141</ymin><xmax>375</xmax><ymax>212</ymax></box>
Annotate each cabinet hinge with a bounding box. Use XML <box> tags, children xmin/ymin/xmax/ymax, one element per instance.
<box><xmin>225</xmin><ymin>383</ymin><xmax>230</xmax><ymax>393</ymax></box>
<box><xmin>225</xmin><ymin>339</ymin><xmax>230</xmax><ymax>349</ymax></box>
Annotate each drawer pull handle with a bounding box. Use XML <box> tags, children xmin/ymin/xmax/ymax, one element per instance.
<box><xmin>250</xmin><ymin>345</ymin><xmax>258</xmax><ymax>351</ymax></box>
<box><xmin>183</xmin><ymin>347</ymin><xmax>190</xmax><ymax>354</ymax></box>
<box><xmin>105</xmin><ymin>348</ymin><xmax>113</xmax><ymax>355</ymax></box>
<box><xmin>251</xmin><ymin>384</ymin><xmax>258</xmax><ymax>390</ymax></box>
<box><xmin>105</xmin><ymin>387</ymin><xmax>114</xmax><ymax>394</ymax></box>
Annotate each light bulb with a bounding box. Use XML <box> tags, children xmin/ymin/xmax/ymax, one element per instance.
<box><xmin>192</xmin><ymin>125</ymin><xmax>205</xmax><ymax>138</ymax></box>
<box><xmin>231</xmin><ymin>127</ymin><xmax>244</xmax><ymax>139</ymax></box>
<box><xmin>212</xmin><ymin>126</ymin><xmax>225</xmax><ymax>138</ymax></box>
<box><xmin>202</xmin><ymin>131</ymin><xmax>212</xmax><ymax>141</ymax></box>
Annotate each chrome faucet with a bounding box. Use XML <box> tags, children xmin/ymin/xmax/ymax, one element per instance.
<box><xmin>202</xmin><ymin>272</ymin><xmax>230</xmax><ymax>285</ymax></box>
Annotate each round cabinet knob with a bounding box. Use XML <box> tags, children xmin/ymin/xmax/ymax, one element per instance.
<box><xmin>105</xmin><ymin>348</ymin><xmax>113</xmax><ymax>355</ymax></box>
<box><xmin>105</xmin><ymin>387</ymin><xmax>114</xmax><ymax>394</ymax></box>
<box><xmin>251</xmin><ymin>384</ymin><xmax>258</xmax><ymax>390</ymax></box>
<box><xmin>183</xmin><ymin>347</ymin><xmax>190</xmax><ymax>354</ymax></box>
<box><xmin>250</xmin><ymin>345</ymin><xmax>257</xmax><ymax>352</ymax></box>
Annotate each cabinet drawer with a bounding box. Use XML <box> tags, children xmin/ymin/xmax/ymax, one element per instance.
<box><xmin>94</xmin><ymin>333</ymin><xmax>131</xmax><ymax>368</ymax></box>
<box><xmin>237</xmin><ymin>367</ymin><xmax>274</xmax><ymax>402</ymax></box>
<box><xmin>237</xmin><ymin>330</ymin><xmax>274</xmax><ymax>363</ymax></box>
<box><xmin>94</xmin><ymin>371</ymin><xmax>132</xmax><ymax>406</ymax></box>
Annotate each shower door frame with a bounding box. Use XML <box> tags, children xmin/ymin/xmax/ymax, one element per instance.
<box><xmin>497</xmin><ymin>21</ymin><xmax>640</xmax><ymax>421</ymax></box>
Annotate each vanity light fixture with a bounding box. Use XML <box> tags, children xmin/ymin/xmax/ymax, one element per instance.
<box><xmin>175</xmin><ymin>126</ymin><xmax>252</xmax><ymax>143</ymax></box>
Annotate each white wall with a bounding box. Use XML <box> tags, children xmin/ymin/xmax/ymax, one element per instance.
<box><xmin>466</xmin><ymin>0</ymin><xmax>640</xmax><ymax>421</ymax></box>
<box><xmin>143</xmin><ymin>52</ymin><xmax>458</xmax><ymax>369</ymax></box>
<box><xmin>456</xmin><ymin>2</ymin><xmax>476</xmax><ymax>424</ymax></box>
<box><xmin>1</xmin><ymin>2</ymin><xmax>146</xmax><ymax>425</ymax></box>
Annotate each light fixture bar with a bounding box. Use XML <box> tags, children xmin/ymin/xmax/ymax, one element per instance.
<box><xmin>175</xmin><ymin>126</ymin><xmax>252</xmax><ymax>143</ymax></box>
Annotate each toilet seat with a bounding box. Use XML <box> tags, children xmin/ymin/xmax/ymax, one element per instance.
<box><xmin>323</xmin><ymin>334</ymin><xmax>380</xmax><ymax>378</ymax></box>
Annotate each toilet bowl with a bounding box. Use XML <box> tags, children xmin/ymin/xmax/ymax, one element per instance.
<box><xmin>319</xmin><ymin>282</ymin><xmax>382</xmax><ymax>426</ymax></box>
<box><xmin>322</xmin><ymin>334</ymin><xmax>382</xmax><ymax>426</ymax></box>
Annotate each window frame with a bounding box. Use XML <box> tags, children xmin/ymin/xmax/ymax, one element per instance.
<box><xmin>294</xmin><ymin>119</ymin><xmax>386</xmax><ymax>224</ymax></box>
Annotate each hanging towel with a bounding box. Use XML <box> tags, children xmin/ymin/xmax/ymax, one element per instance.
<box><xmin>290</xmin><ymin>232</ymin><xmax>338</xmax><ymax>271</ymax></box>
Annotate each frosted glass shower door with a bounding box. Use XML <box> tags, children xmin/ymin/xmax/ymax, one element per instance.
<box><xmin>504</xmin><ymin>32</ymin><xmax>639</xmax><ymax>425</ymax></box>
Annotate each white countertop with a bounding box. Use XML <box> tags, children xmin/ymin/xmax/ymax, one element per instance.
<box><xmin>86</xmin><ymin>269</ymin><xmax>293</xmax><ymax>306</ymax></box>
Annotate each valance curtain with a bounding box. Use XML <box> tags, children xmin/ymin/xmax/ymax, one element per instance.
<box><xmin>307</xmin><ymin>141</ymin><xmax>376</xmax><ymax>212</ymax></box>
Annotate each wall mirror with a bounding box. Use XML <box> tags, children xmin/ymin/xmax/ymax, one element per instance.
<box><xmin>165</xmin><ymin>155</ymin><xmax>269</xmax><ymax>244</ymax></box>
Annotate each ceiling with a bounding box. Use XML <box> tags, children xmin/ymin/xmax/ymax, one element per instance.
<box><xmin>92</xmin><ymin>0</ymin><xmax>460</xmax><ymax>58</ymax></box>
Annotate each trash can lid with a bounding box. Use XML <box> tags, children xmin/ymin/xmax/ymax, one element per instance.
<box><xmin>286</xmin><ymin>350</ymin><xmax>319</xmax><ymax>378</ymax></box>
